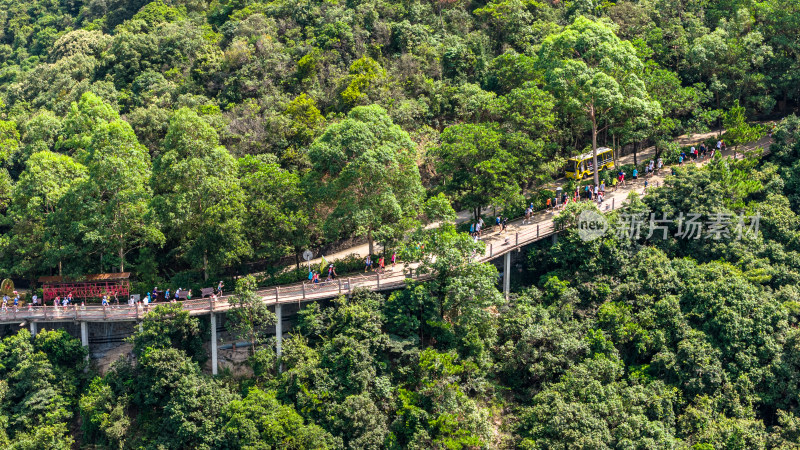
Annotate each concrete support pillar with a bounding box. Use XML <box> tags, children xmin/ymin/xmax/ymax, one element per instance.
<box><xmin>552</xmin><ymin>233</ymin><xmax>559</xmax><ymax>244</ymax></box>
<box><xmin>275</xmin><ymin>304</ymin><xmax>283</xmax><ymax>372</ymax></box>
<box><xmin>29</xmin><ymin>322</ymin><xmax>37</xmax><ymax>337</ymax></box>
<box><xmin>139</xmin><ymin>322</ymin><xmax>143</xmax><ymax>333</ymax></box>
<box><xmin>210</xmin><ymin>313</ymin><xmax>218</xmax><ymax>376</ymax></box>
<box><xmin>80</xmin><ymin>321</ymin><xmax>89</xmax><ymax>362</ymax></box>
<box><xmin>503</xmin><ymin>252</ymin><xmax>511</xmax><ymax>299</ymax></box>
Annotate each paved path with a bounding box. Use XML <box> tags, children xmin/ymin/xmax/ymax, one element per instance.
<box><xmin>1</xmin><ymin>134</ymin><xmax>771</xmax><ymax>325</ymax></box>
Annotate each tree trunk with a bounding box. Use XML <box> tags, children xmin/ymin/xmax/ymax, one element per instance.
<box><xmin>59</xmin><ymin>260</ymin><xmax>62</xmax><ymax>278</ymax></box>
<box><xmin>633</xmin><ymin>141</ymin><xmax>639</xmax><ymax>166</ymax></box>
<box><xmin>368</xmin><ymin>230</ymin><xmax>374</xmax><ymax>256</ymax></box>
<box><xmin>250</xmin><ymin>326</ymin><xmax>256</xmax><ymax>356</ymax></box>
<box><xmin>119</xmin><ymin>246</ymin><xmax>125</xmax><ymax>273</ymax></box>
<box><xmin>591</xmin><ymin>106</ymin><xmax>600</xmax><ymax>186</ymax></box>
<box><xmin>419</xmin><ymin>303</ymin><xmax>424</xmax><ymax>345</ymax></box>
<box><xmin>203</xmin><ymin>251</ymin><xmax>209</xmax><ymax>281</ymax></box>
<box><xmin>295</xmin><ymin>251</ymin><xmax>300</xmax><ymax>272</ymax></box>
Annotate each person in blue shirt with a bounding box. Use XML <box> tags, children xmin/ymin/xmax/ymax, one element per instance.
<box><xmin>633</xmin><ymin>168</ymin><xmax>638</xmax><ymax>180</ymax></box>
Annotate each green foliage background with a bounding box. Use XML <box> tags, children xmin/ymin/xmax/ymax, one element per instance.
<box><xmin>0</xmin><ymin>0</ymin><xmax>798</xmax><ymax>447</ymax></box>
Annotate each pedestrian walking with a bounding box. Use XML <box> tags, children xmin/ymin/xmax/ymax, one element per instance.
<box><xmin>328</xmin><ymin>264</ymin><xmax>337</xmax><ymax>279</ymax></box>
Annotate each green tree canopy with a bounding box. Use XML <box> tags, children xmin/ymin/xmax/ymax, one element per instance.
<box><xmin>152</xmin><ymin>107</ymin><xmax>248</xmax><ymax>280</ymax></box>
<box><xmin>307</xmin><ymin>105</ymin><xmax>424</xmax><ymax>255</ymax></box>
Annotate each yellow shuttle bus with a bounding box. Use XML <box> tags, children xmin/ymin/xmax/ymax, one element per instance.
<box><xmin>565</xmin><ymin>147</ymin><xmax>615</xmax><ymax>180</ymax></box>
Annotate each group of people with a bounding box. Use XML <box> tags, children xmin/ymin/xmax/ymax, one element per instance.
<box><xmin>1</xmin><ymin>292</ymin><xmax>20</xmax><ymax>313</ymax></box>
<box><xmin>309</xmin><ymin>264</ymin><xmax>338</xmax><ymax>283</ymax></box>
<box><xmin>0</xmin><ymin>282</ymin><xmax>223</xmax><ymax>313</ymax></box>
<box><xmin>307</xmin><ymin>251</ymin><xmax>397</xmax><ymax>284</ymax></box>
<box><xmin>680</xmin><ymin>141</ymin><xmax>722</xmax><ymax>165</ymax></box>
<box><xmin>469</xmin><ymin>217</ymin><xmax>486</xmax><ymax>237</ymax></box>
<box><xmin>3</xmin><ymin>291</ymin><xmax>130</xmax><ymax>312</ymax></box>
<box><xmin>142</xmin><ymin>282</ymin><xmax>212</xmax><ymax>305</ymax></box>
<box><xmin>466</xmin><ymin>210</ymin><xmax>529</xmax><ymax>242</ymax></box>
<box><xmin>633</xmin><ymin>158</ymin><xmax>663</xmax><ymax>178</ymax></box>
<box><xmin>546</xmin><ymin>154</ymin><xmax>670</xmax><ymax>212</ymax></box>
<box><xmin>627</xmin><ymin>159</ymin><xmax>664</xmax><ymax>195</ymax></box>
<box><xmin>365</xmin><ymin>252</ymin><xmax>396</xmax><ymax>273</ymax></box>
<box><xmin>53</xmin><ymin>293</ymin><xmax>78</xmax><ymax>309</ymax></box>
<box><xmin>496</xmin><ymin>215</ymin><xmax>509</xmax><ymax>233</ymax></box>
<box><xmin>467</xmin><ymin>215</ymin><xmax>508</xmax><ymax>240</ymax></box>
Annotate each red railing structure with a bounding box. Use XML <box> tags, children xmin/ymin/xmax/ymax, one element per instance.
<box><xmin>42</xmin><ymin>281</ymin><xmax>130</xmax><ymax>302</ymax></box>
<box><xmin>40</xmin><ymin>273</ymin><xmax>131</xmax><ymax>302</ymax></box>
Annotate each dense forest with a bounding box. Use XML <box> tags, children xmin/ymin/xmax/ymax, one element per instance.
<box><xmin>1</xmin><ymin>123</ymin><xmax>799</xmax><ymax>448</ymax></box>
<box><xmin>1</xmin><ymin>0</ymin><xmax>800</xmax><ymax>447</ymax></box>
<box><xmin>0</xmin><ymin>0</ymin><xmax>797</xmax><ymax>286</ymax></box>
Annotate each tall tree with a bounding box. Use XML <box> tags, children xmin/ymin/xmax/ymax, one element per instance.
<box><xmin>152</xmin><ymin>108</ymin><xmax>249</xmax><ymax>280</ymax></box>
<box><xmin>75</xmin><ymin>119</ymin><xmax>163</xmax><ymax>272</ymax></box>
<box><xmin>238</xmin><ymin>155</ymin><xmax>309</xmax><ymax>268</ymax></box>
<box><xmin>436</xmin><ymin>123</ymin><xmax>524</xmax><ymax>219</ymax></box>
<box><xmin>307</xmin><ymin>105</ymin><xmax>424</xmax><ymax>255</ymax></box>
<box><xmin>5</xmin><ymin>151</ymin><xmax>88</xmax><ymax>279</ymax></box>
<box><xmin>722</xmin><ymin>99</ymin><xmax>765</xmax><ymax>154</ymax></box>
<box><xmin>538</xmin><ymin>16</ymin><xmax>660</xmax><ymax>185</ymax></box>
<box><xmin>687</xmin><ymin>9</ymin><xmax>774</xmax><ymax>113</ymax></box>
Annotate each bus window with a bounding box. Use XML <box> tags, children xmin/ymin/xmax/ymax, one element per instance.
<box><xmin>566</xmin><ymin>160</ymin><xmax>577</xmax><ymax>173</ymax></box>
